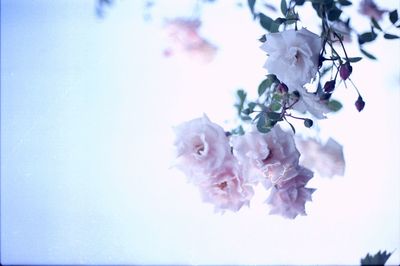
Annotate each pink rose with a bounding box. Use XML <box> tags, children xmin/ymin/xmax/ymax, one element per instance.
<box><xmin>230</xmin><ymin>130</ymin><xmax>270</xmax><ymax>184</ymax></box>
<box><xmin>197</xmin><ymin>160</ymin><xmax>254</xmax><ymax>213</ymax></box>
<box><xmin>295</xmin><ymin>137</ymin><xmax>345</xmax><ymax>178</ymax></box>
<box><xmin>291</xmin><ymin>88</ymin><xmax>331</xmax><ymax>119</ymax></box>
<box><xmin>258</xmin><ymin>125</ymin><xmax>301</xmax><ymax>187</ymax></box>
<box><xmin>173</xmin><ymin>115</ymin><xmax>231</xmax><ymax>184</ymax></box>
<box><xmin>232</xmin><ymin>125</ymin><xmax>301</xmax><ymax>188</ymax></box>
<box><xmin>266</xmin><ymin>167</ymin><xmax>315</xmax><ymax>219</ymax></box>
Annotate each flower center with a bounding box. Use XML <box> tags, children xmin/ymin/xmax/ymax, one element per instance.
<box><xmin>217</xmin><ymin>181</ymin><xmax>228</xmax><ymax>190</ymax></box>
<box><xmin>287</xmin><ymin>47</ymin><xmax>302</xmax><ymax>66</ymax></box>
<box><xmin>195</xmin><ymin>143</ymin><xmax>205</xmax><ymax>155</ymax></box>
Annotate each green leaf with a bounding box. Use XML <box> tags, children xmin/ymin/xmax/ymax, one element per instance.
<box><xmin>258</xmin><ymin>78</ymin><xmax>271</xmax><ymax>96</ymax></box>
<box><xmin>360</xmin><ymin>48</ymin><xmax>377</xmax><ymax>60</ymax></box>
<box><xmin>269</xmin><ymin>102</ymin><xmax>282</xmax><ymax>111</ymax></box>
<box><xmin>237</xmin><ymin>89</ymin><xmax>246</xmax><ymax>101</ymax></box>
<box><xmin>235</xmin><ymin>89</ymin><xmax>247</xmax><ymax>115</ymax></box>
<box><xmin>272</xmin><ymin>93</ymin><xmax>283</xmax><ymax>102</ymax></box>
<box><xmin>242</xmin><ymin>108</ymin><xmax>251</xmax><ymax>115</ymax></box>
<box><xmin>338</xmin><ymin>0</ymin><xmax>352</xmax><ymax>6</ymax></box>
<box><xmin>346</xmin><ymin>57</ymin><xmax>362</xmax><ymax>63</ymax></box>
<box><xmin>327</xmin><ymin>6</ymin><xmax>342</xmax><ymax>21</ymax></box>
<box><xmin>389</xmin><ymin>9</ymin><xmax>398</xmax><ymax>24</ymax></box>
<box><xmin>358</xmin><ymin>32</ymin><xmax>377</xmax><ymax>44</ymax></box>
<box><xmin>327</xmin><ymin>99</ymin><xmax>343</xmax><ymax>111</ymax></box>
<box><xmin>248</xmin><ymin>102</ymin><xmax>257</xmax><ymax>111</ymax></box>
<box><xmin>266</xmin><ymin>111</ymin><xmax>281</xmax><ymax>121</ymax></box>
<box><xmin>280</xmin><ymin>0</ymin><xmax>287</xmax><ymax>15</ymax></box>
<box><xmin>295</xmin><ymin>0</ymin><xmax>305</xmax><ymax>5</ymax></box>
<box><xmin>256</xmin><ymin>112</ymin><xmax>271</xmax><ymax>133</ymax></box>
<box><xmin>248</xmin><ymin>0</ymin><xmax>256</xmax><ymax>18</ymax></box>
<box><xmin>266</xmin><ymin>74</ymin><xmax>278</xmax><ymax>81</ymax></box>
<box><xmin>371</xmin><ymin>18</ymin><xmax>382</xmax><ymax>31</ymax></box>
<box><xmin>361</xmin><ymin>250</ymin><xmax>392</xmax><ymax>265</ymax></box>
<box><xmin>311</xmin><ymin>2</ymin><xmax>323</xmax><ymax>18</ymax></box>
<box><xmin>383</xmin><ymin>33</ymin><xmax>399</xmax><ymax>39</ymax></box>
<box><xmin>259</xmin><ymin>13</ymin><xmax>280</xmax><ymax>32</ymax></box>
<box><xmin>274</xmin><ymin>17</ymin><xmax>286</xmax><ymax>25</ymax></box>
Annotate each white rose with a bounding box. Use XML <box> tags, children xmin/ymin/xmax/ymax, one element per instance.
<box><xmin>197</xmin><ymin>160</ymin><xmax>254</xmax><ymax>213</ymax></box>
<box><xmin>293</xmin><ymin>87</ymin><xmax>331</xmax><ymax>119</ymax></box>
<box><xmin>173</xmin><ymin>115</ymin><xmax>231</xmax><ymax>183</ymax></box>
<box><xmin>230</xmin><ymin>130</ymin><xmax>270</xmax><ymax>183</ymax></box>
<box><xmin>231</xmin><ymin>125</ymin><xmax>301</xmax><ymax>188</ymax></box>
<box><xmin>260</xmin><ymin>28</ymin><xmax>322</xmax><ymax>88</ymax></box>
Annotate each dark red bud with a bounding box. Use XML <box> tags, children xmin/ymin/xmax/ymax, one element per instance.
<box><xmin>340</xmin><ymin>62</ymin><xmax>353</xmax><ymax>80</ymax></box>
<box><xmin>277</xmin><ymin>83</ymin><xmax>289</xmax><ymax>94</ymax></box>
<box><xmin>355</xmin><ymin>96</ymin><xmax>365</xmax><ymax>112</ymax></box>
<box><xmin>323</xmin><ymin>80</ymin><xmax>336</xmax><ymax>92</ymax></box>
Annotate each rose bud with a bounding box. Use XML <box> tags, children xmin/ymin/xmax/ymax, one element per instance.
<box><xmin>277</xmin><ymin>83</ymin><xmax>289</xmax><ymax>94</ymax></box>
<box><xmin>323</xmin><ymin>80</ymin><xmax>336</xmax><ymax>92</ymax></box>
<box><xmin>355</xmin><ymin>96</ymin><xmax>365</xmax><ymax>112</ymax></box>
<box><xmin>339</xmin><ymin>62</ymin><xmax>353</xmax><ymax>80</ymax></box>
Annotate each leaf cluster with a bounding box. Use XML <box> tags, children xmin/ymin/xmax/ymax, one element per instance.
<box><xmin>360</xmin><ymin>250</ymin><xmax>392</xmax><ymax>266</ymax></box>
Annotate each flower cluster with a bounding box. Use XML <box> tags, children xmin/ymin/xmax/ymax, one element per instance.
<box><xmin>169</xmin><ymin>0</ymin><xmax>397</xmax><ymax>219</ymax></box>
<box><xmin>174</xmin><ymin>115</ymin><xmax>321</xmax><ymax>219</ymax></box>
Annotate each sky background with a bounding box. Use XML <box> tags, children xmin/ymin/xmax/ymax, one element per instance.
<box><xmin>1</xmin><ymin>0</ymin><xmax>399</xmax><ymax>264</ymax></box>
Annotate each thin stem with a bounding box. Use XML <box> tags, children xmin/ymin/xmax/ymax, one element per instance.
<box><xmin>333</xmin><ymin>31</ymin><xmax>349</xmax><ymax>60</ymax></box>
<box><xmin>285</xmin><ymin>113</ymin><xmax>309</xmax><ymax>122</ymax></box>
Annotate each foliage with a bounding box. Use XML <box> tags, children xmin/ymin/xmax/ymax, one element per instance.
<box><xmin>360</xmin><ymin>250</ymin><xmax>392</xmax><ymax>265</ymax></box>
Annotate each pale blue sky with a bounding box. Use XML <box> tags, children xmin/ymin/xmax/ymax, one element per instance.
<box><xmin>1</xmin><ymin>0</ymin><xmax>399</xmax><ymax>264</ymax></box>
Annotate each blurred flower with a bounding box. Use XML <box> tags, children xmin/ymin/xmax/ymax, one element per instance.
<box><xmin>198</xmin><ymin>160</ymin><xmax>254</xmax><ymax>213</ymax></box>
<box><xmin>163</xmin><ymin>18</ymin><xmax>217</xmax><ymax>63</ymax></box>
<box><xmin>266</xmin><ymin>167</ymin><xmax>315</xmax><ymax>219</ymax></box>
<box><xmin>173</xmin><ymin>115</ymin><xmax>231</xmax><ymax>183</ymax></box>
<box><xmin>295</xmin><ymin>137</ymin><xmax>345</xmax><ymax>178</ymax></box>
<box><xmin>359</xmin><ymin>0</ymin><xmax>386</xmax><ymax>20</ymax></box>
<box><xmin>260</xmin><ymin>28</ymin><xmax>322</xmax><ymax>88</ymax></box>
<box><xmin>232</xmin><ymin>125</ymin><xmax>301</xmax><ymax>188</ymax></box>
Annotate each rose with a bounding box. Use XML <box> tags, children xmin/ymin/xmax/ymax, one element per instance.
<box><xmin>260</xmin><ymin>28</ymin><xmax>322</xmax><ymax>88</ymax></box>
<box><xmin>173</xmin><ymin>115</ymin><xmax>231</xmax><ymax>183</ymax></box>
<box><xmin>230</xmin><ymin>130</ymin><xmax>270</xmax><ymax>184</ymax></box>
<box><xmin>266</xmin><ymin>167</ymin><xmax>315</xmax><ymax>219</ymax></box>
<box><xmin>197</xmin><ymin>160</ymin><xmax>254</xmax><ymax>213</ymax></box>
<box><xmin>231</xmin><ymin>125</ymin><xmax>301</xmax><ymax>188</ymax></box>
<box><xmin>292</xmin><ymin>87</ymin><xmax>331</xmax><ymax>119</ymax></box>
<box><xmin>295</xmin><ymin>137</ymin><xmax>345</xmax><ymax>178</ymax></box>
